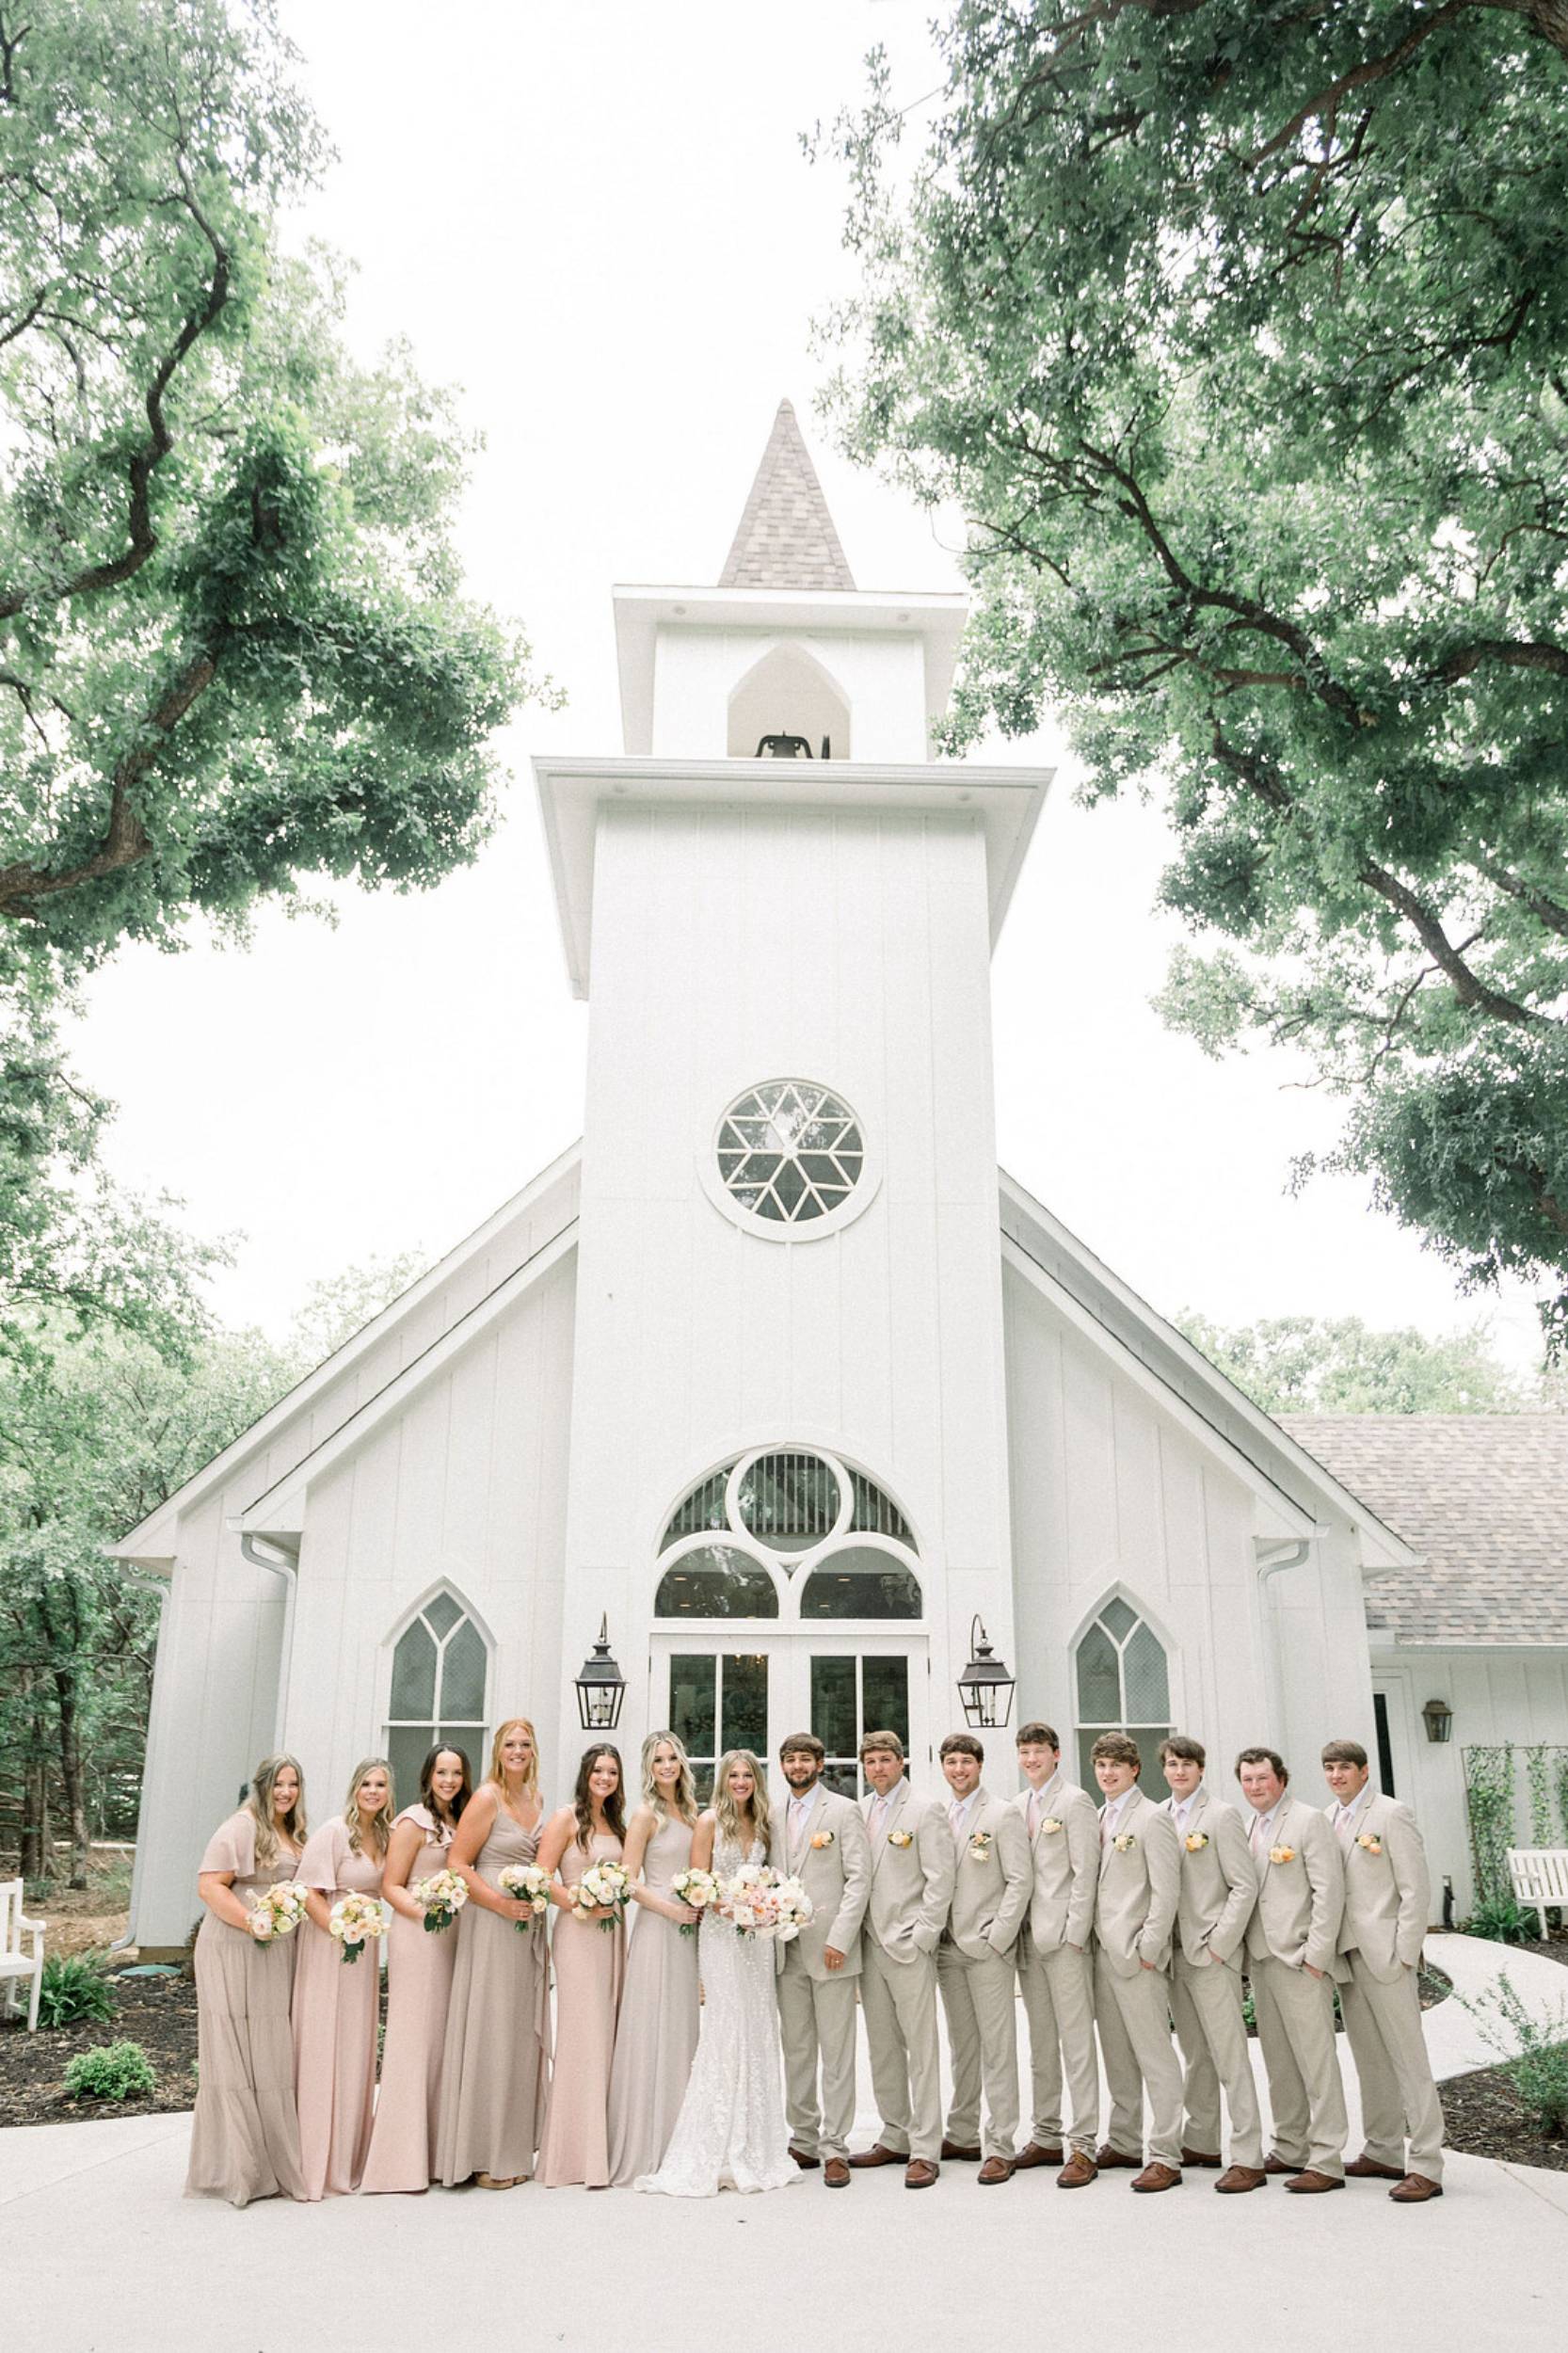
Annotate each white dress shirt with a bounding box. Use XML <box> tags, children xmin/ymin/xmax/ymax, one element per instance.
<box><xmin>1099</xmin><ymin>1786</ymin><xmax>1136</xmax><ymax>1845</ymax></box>
<box><xmin>1333</xmin><ymin>1783</ymin><xmax>1374</xmax><ymax>1845</ymax></box>
<box><xmin>867</xmin><ymin>1778</ymin><xmax>906</xmax><ymax>1841</ymax></box>
<box><xmin>1166</xmin><ymin>1785</ymin><xmax>1206</xmax><ymax>1835</ymax></box>
<box><xmin>947</xmin><ymin>1787</ymin><xmax>982</xmax><ymax>1844</ymax></box>
<box><xmin>1247</xmin><ymin>1799</ymin><xmax>1285</xmax><ymax>1854</ymax></box>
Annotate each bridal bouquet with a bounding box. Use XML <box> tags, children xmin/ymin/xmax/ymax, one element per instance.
<box><xmin>247</xmin><ymin>1881</ymin><xmax>308</xmax><ymax>1942</ymax></box>
<box><xmin>410</xmin><ymin>1867</ymin><xmax>468</xmax><ymax>1934</ymax></box>
<box><xmin>498</xmin><ymin>1862</ymin><xmax>553</xmax><ymax>1932</ymax></box>
<box><xmin>671</xmin><ymin>1865</ymin><xmax>721</xmax><ymax>1938</ymax></box>
<box><xmin>572</xmin><ymin>1859</ymin><xmax>631</xmax><ymax>1931</ymax></box>
<box><xmin>717</xmin><ymin>1864</ymin><xmax>813</xmax><ymax>1943</ymax></box>
<box><xmin>328</xmin><ymin>1891</ymin><xmax>388</xmax><ymax>1965</ymax></box>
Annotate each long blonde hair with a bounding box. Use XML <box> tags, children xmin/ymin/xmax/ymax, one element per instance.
<box><xmin>640</xmin><ymin>1729</ymin><xmax>698</xmax><ymax>1825</ymax></box>
<box><xmin>712</xmin><ymin>1748</ymin><xmax>771</xmax><ymax>1855</ymax></box>
<box><xmin>246</xmin><ymin>1753</ymin><xmax>307</xmax><ymax>1866</ymax></box>
<box><xmin>487</xmin><ymin>1717</ymin><xmax>541</xmax><ymax>1803</ymax></box>
<box><xmin>344</xmin><ymin>1756</ymin><xmax>395</xmax><ymax>1859</ymax></box>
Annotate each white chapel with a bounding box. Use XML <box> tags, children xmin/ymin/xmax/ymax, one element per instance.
<box><xmin>116</xmin><ymin>402</ymin><xmax>1568</xmax><ymax>1951</ymax></box>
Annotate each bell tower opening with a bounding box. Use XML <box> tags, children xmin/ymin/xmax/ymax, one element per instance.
<box><xmin>726</xmin><ymin>641</ymin><xmax>851</xmax><ymax>761</ymax></box>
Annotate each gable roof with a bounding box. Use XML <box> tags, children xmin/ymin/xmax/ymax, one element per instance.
<box><xmin>1279</xmin><ymin>1414</ymin><xmax>1568</xmax><ymax>1646</ymax></box>
<box><xmin>718</xmin><ymin>398</ymin><xmax>856</xmax><ymax>593</ymax></box>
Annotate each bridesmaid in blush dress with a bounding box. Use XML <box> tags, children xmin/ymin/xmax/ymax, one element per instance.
<box><xmin>361</xmin><ymin>1743</ymin><xmax>472</xmax><ymax>2194</ymax></box>
<box><xmin>536</xmin><ymin>1744</ymin><xmax>628</xmax><ymax>2188</ymax></box>
<box><xmin>608</xmin><ymin>1731</ymin><xmax>701</xmax><ymax>2185</ymax></box>
<box><xmin>292</xmin><ymin>1756</ymin><xmax>392</xmax><ymax>2199</ymax></box>
<box><xmin>436</xmin><ymin>1718</ymin><xmax>549</xmax><ymax>2190</ymax></box>
<box><xmin>185</xmin><ymin>1753</ymin><xmax>308</xmax><ymax>2206</ymax></box>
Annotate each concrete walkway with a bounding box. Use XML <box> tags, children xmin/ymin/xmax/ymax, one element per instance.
<box><xmin>2</xmin><ymin>1934</ymin><xmax>1564</xmax><ymax>2353</ymax></box>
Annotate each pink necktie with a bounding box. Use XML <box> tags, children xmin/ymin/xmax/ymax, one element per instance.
<box><xmin>1029</xmin><ymin>1790</ymin><xmax>1041</xmax><ymax>1837</ymax></box>
<box><xmin>1250</xmin><ymin>1812</ymin><xmax>1266</xmax><ymax>1854</ymax></box>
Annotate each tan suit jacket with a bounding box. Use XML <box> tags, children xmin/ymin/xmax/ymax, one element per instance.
<box><xmin>1242</xmin><ymin>1796</ymin><xmax>1344</xmax><ymax>1975</ymax></box>
<box><xmin>860</xmin><ymin>1779</ymin><xmax>954</xmax><ymax>1961</ymax></box>
<box><xmin>1013</xmin><ymin>1773</ymin><xmax>1097</xmax><ymax>1952</ymax></box>
<box><xmin>772</xmin><ymin>1785</ymin><xmax>871</xmax><ymax>1980</ymax></box>
<box><xmin>1092</xmin><ymin>1785</ymin><xmax>1180</xmax><ymax>1978</ymax></box>
<box><xmin>944</xmin><ymin>1787</ymin><xmax>1031</xmax><ymax>1961</ymax></box>
<box><xmin>1165</xmin><ymin>1789</ymin><xmax>1257</xmax><ymax>1970</ymax></box>
<box><xmin>1326</xmin><ymin>1792</ymin><xmax>1430</xmax><ymax>1983</ymax></box>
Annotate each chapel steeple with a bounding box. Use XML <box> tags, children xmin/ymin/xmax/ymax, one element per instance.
<box><xmin>718</xmin><ymin>397</ymin><xmax>856</xmax><ymax>593</ymax></box>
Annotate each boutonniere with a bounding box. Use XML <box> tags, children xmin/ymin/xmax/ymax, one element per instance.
<box><xmin>1112</xmin><ymin>1832</ymin><xmax>1136</xmax><ymax>1853</ymax></box>
<box><xmin>809</xmin><ymin>1827</ymin><xmax>836</xmax><ymax>1849</ymax></box>
<box><xmin>888</xmin><ymin>1828</ymin><xmax>914</xmax><ymax>1848</ymax></box>
<box><xmin>1041</xmin><ymin>1816</ymin><xmax>1064</xmax><ymax>1834</ymax></box>
<box><xmin>1184</xmin><ymin>1831</ymin><xmax>1209</xmax><ymax>1852</ymax></box>
<box><xmin>1355</xmin><ymin>1832</ymin><xmax>1383</xmax><ymax>1855</ymax></box>
<box><xmin>1269</xmin><ymin>1845</ymin><xmax>1296</xmax><ymax>1865</ymax></box>
<box><xmin>968</xmin><ymin>1831</ymin><xmax>993</xmax><ymax>1860</ymax></box>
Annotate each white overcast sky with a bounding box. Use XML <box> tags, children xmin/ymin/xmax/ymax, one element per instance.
<box><xmin>74</xmin><ymin>0</ymin><xmax>1542</xmax><ymax>1369</ymax></box>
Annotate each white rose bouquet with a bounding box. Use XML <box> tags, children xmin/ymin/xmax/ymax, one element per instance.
<box><xmin>328</xmin><ymin>1891</ymin><xmax>388</xmax><ymax>1965</ymax></box>
<box><xmin>247</xmin><ymin>1881</ymin><xmax>308</xmax><ymax>1942</ymax></box>
<box><xmin>571</xmin><ymin>1859</ymin><xmax>631</xmax><ymax>1931</ymax></box>
<box><xmin>670</xmin><ymin>1865</ymin><xmax>721</xmax><ymax>1938</ymax></box>
<box><xmin>409</xmin><ymin>1867</ymin><xmax>468</xmax><ymax>1934</ymax></box>
<box><xmin>498</xmin><ymin>1862</ymin><xmax>553</xmax><ymax>1933</ymax></box>
<box><xmin>717</xmin><ymin>1863</ymin><xmax>814</xmax><ymax>1943</ymax></box>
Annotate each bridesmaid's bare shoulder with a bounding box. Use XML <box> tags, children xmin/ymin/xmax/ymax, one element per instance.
<box><xmin>696</xmin><ymin>1805</ymin><xmax>720</xmax><ymax>1830</ymax></box>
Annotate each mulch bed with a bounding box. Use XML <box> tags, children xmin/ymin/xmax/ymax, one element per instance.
<box><xmin>0</xmin><ymin>1970</ymin><xmax>199</xmax><ymax>2126</ymax></box>
<box><xmin>1442</xmin><ymin>2062</ymin><xmax>1568</xmax><ymax>2173</ymax></box>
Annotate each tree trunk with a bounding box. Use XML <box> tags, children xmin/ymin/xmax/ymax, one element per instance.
<box><xmin>54</xmin><ymin>1668</ymin><xmax>90</xmax><ymax>1889</ymax></box>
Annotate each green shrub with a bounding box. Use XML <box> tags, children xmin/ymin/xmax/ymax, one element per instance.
<box><xmin>62</xmin><ymin>2041</ymin><xmax>156</xmax><ymax>2104</ymax></box>
<box><xmin>36</xmin><ymin>1951</ymin><xmax>115</xmax><ymax>2029</ymax></box>
<box><xmin>1464</xmin><ymin>1974</ymin><xmax>1568</xmax><ymax>2139</ymax></box>
<box><xmin>1465</xmin><ymin>1893</ymin><xmax>1537</xmax><ymax>1946</ymax></box>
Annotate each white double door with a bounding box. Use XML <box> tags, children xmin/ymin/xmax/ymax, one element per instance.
<box><xmin>650</xmin><ymin>1633</ymin><xmax>928</xmax><ymax>1802</ymax></box>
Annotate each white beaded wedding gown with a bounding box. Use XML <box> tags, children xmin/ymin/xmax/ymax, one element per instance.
<box><xmin>635</xmin><ymin>1834</ymin><xmax>795</xmax><ymax>2197</ymax></box>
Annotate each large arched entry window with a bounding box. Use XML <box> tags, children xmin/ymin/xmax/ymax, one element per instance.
<box><xmin>1074</xmin><ymin>1596</ymin><xmax>1174</xmax><ymax>1799</ymax></box>
<box><xmin>383</xmin><ymin>1588</ymin><xmax>491</xmax><ymax>1805</ymax></box>
<box><xmin>652</xmin><ymin>1449</ymin><xmax>923</xmax><ymax>1797</ymax></box>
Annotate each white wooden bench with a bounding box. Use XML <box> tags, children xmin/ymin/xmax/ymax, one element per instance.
<box><xmin>1507</xmin><ymin>1847</ymin><xmax>1568</xmax><ymax>1941</ymax></box>
<box><xmin>0</xmin><ymin>1876</ymin><xmax>45</xmax><ymax>2030</ymax></box>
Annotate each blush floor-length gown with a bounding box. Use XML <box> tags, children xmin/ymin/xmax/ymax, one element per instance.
<box><xmin>635</xmin><ymin>1834</ymin><xmax>795</xmax><ymax>2198</ymax></box>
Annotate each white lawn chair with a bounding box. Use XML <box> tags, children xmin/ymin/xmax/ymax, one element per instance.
<box><xmin>1507</xmin><ymin>1848</ymin><xmax>1568</xmax><ymax>1941</ymax></box>
<box><xmin>0</xmin><ymin>1875</ymin><xmax>45</xmax><ymax>2031</ymax></box>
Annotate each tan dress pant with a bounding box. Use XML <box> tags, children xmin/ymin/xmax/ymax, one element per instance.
<box><xmin>1093</xmin><ymin>1951</ymin><xmax>1185</xmax><ymax>2169</ymax></box>
<box><xmin>1169</xmin><ymin>1950</ymin><xmax>1263</xmax><ymax>2169</ymax></box>
<box><xmin>1339</xmin><ymin>1952</ymin><xmax>1445</xmax><ymax>2183</ymax></box>
<box><xmin>859</xmin><ymin>1935</ymin><xmax>943</xmax><ymax>2163</ymax></box>
<box><xmin>936</xmin><ymin>1939</ymin><xmax>1020</xmax><ymax>2159</ymax></box>
<box><xmin>1016</xmin><ymin>1931</ymin><xmax>1099</xmax><ymax>2156</ymax></box>
<box><xmin>1251</xmin><ymin>1954</ymin><xmax>1348</xmax><ymax>2178</ymax></box>
<box><xmin>776</xmin><ymin>1948</ymin><xmax>860</xmax><ymax>2162</ymax></box>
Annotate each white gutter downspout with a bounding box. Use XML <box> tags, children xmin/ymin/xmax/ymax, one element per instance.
<box><xmin>109</xmin><ymin>1562</ymin><xmax>172</xmax><ymax>1956</ymax></box>
<box><xmin>242</xmin><ymin>1532</ymin><xmax>301</xmax><ymax>1752</ymax></box>
<box><xmin>1254</xmin><ymin>1534</ymin><xmax>1317</xmax><ymax>1740</ymax></box>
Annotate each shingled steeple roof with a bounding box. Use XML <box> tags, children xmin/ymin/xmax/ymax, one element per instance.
<box><xmin>718</xmin><ymin>398</ymin><xmax>856</xmax><ymax>593</ymax></box>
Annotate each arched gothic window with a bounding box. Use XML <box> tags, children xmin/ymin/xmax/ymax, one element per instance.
<box><xmin>383</xmin><ymin>1590</ymin><xmax>490</xmax><ymax>1807</ymax></box>
<box><xmin>1073</xmin><ymin>1597</ymin><xmax>1174</xmax><ymax>1798</ymax></box>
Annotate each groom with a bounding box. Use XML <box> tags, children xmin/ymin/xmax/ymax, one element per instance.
<box><xmin>773</xmin><ymin>1734</ymin><xmax>872</xmax><ymax>2188</ymax></box>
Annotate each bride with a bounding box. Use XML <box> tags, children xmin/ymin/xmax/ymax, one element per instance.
<box><xmin>636</xmin><ymin>1748</ymin><xmax>796</xmax><ymax>2197</ymax></box>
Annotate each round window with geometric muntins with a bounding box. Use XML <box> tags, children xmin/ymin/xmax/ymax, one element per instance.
<box><xmin>715</xmin><ymin>1079</ymin><xmax>864</xmax><ymax>1224</ymax></box>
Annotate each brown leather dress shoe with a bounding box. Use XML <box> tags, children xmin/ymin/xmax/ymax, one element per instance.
<box><xmin>977</xmin><ymin>2156</ymin><xmax>1015</xmax><ymax>2185</ymax></box>
<box><xmin>824</xmin><ymin>2157</ymin><xmax>850</xmax><ymax>2189</ymax></box>
<box><xmin>1284</xmin><ymin>2169</ymin><xmax>1345</xmax><ymax>2193</ymax></box>
<box><xmin>1056</xmin><ymin>2152</ymin><xmax>1098</xmax><ymax>2189</ymax></box>
<box><xmin>904</xmin><ymin>2158</ymin><xmax>939</xmax><ymax>2188</ymax></box>
<box><xmin>1215</xmin><ymin>2166</ymin><xmax>1267</xmax><ymax>2194</ymax></box>
<box><xmin>1389</xmin><ymin>2173</ymin><xmax>1444</xmax><ymax>2202</ymax></box>
<box><xmin>1013</xmin><ymin>2140</ymin><xmax>1064</xmax><ymax>2169</ymax></box>
<box><xmin>1263</xmin><ymin>2153</ymin><xmax>1297</xmax><ymax>2174</ymax></box>
<box><xmin>848</xmin><ymin>2143</ymin><xmax>905</xmax><ymax>2169</ymax></box>
<box><xmin>1096</xmin><ymin>2142</ymin><xmax>1142</xmax><ymax>2169</ymax></box>
<box><xmin>789</xmin><ymin>2148</ymin><xmax>822</xmax><ymax>2169</ymax></box>
<box><xmin>940</xmin><ymin>2138</ymin><xmax>982</xmax><ymax>2161</ymax></box>
<box><xmin>1131</xmin><ymin>2161</ymin><xmax>1182</xmax><ymax>2193</ymax></box>
<box><xmin>1345</xmin><ymin>2154</ymin><xmax>1405</xmax><ymax>2180</ymax></box>
<box><xmin>1181</xmin><ymin>2146</ymin><xmax>1223</xmax><ymax>2169</ymax></box>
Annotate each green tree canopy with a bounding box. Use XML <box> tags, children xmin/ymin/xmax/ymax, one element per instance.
<box><xmin>822</xmin><ymin>2</ymin><xmax>1568</xmax><ymax>1344</ymax></box>
<box><xmin>1176</xmin><ymin>1311</ymin><xmax>1538</xmax><ymax>1417</ymax></box>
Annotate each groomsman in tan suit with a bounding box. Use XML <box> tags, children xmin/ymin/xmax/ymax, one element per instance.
<box><xmin>1238</xmin><ymin>1745</ymin><xmax>1349</xmax><ymax>2192</ymax></box>
<box><xmin>774</xmin><ymin>1733</ymin><xmax>872</xmax><ymax>2189</ymax></box>
<box><xmin>1157</xmin><ymin>1735</ymin><xmax>1265</xmax><ymax>2192</ymax></box>
<box><xmin>1011</xmin><ymin>1720</ymin><xmax>1101</xmax><ymax>2187</ymax></box>
<box><xmin>1320</xmin><ymin>1738</ymin><xmax>1445</xmax><ymax>2203</ymax></box>
<box><xmin>848</xmin><ymin>1730</ymin><xmax>955</xmax><ymax>2189</ymax></box>
<box><xmin>934</xmin><ymin>1733</ymin><xmax>1032</xmax><ymax>2183</ymax></box>
<box><xmin>1089</xmin><ymin>1732</ymin><xmax>1186</xmax><ymax>2191</ymax></box>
